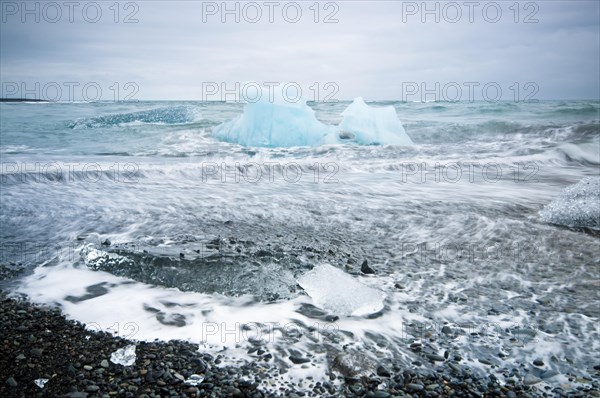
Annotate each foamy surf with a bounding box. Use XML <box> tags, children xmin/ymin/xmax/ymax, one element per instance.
<box><xmin>2</xmin><ymin>99</ymin><xmax>599</xmax><ymax>396</ymax></box>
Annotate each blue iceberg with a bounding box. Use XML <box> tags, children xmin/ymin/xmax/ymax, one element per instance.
<box><xmin>339</xmin><ymin>97</ymin><xmax>413</xmax><ymax>146</ymax></box>
<box><xmin>212</xmin><ymin>84</ymin><xmax>335</xmax><ymax>147</ymax></box>
<box><xmin>211</xmin><ymin>86</ymin><xmax>414</xmax><ymax>147</ymax></box>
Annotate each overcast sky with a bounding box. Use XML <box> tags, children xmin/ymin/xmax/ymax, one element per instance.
<box><xmin>1</xmin><ymin>0</ymin><xmax>599</xmax><ymax>100</ymax></box>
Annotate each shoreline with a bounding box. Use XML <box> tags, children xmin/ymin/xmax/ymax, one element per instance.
<box><xmin>3</xmin><ymin>288</ymin><xmax>596</xmax><ymax>398</ymax></box>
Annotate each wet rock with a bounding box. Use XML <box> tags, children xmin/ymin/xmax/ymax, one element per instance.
<box><xmin>541</xmin><ymin>369</ymin><xmax>559</xmax><ymax>379</ymax></box>
<box><xmin>373</xmin><ymin>391</ymin><xmax>391</xmax><ymax>398</ymax></box>
<box><xmin>67</xmin><ymin>393</ymin><xmax>89</xmax><ymax>398</ymax></box>
<box><xmin>427</xmin><ymin>354</ymin><xmax>445</xmax><ymax>362</ymax></box>
<box><xmin>30</xmin><ymin>348</ymin><xmax>43</xmax><ymax>357</ymax></box>
<box><xmin>533</xmin><ymin>358</ymin><xmax>544</xmax><ymax>366</ymax></box>
<box><xmin>101</xmin><ymin>239</ymin><xmax>111</xmax><ymax>246</ymax></box>
<box><xmin>426</xmin><ymin>383</ymin><xmax>439</xmax><ymax>391</ymax></box>
<box><xmin>523</xmin><ymin>374</ymin><xmax>542</xmax><ymax>385</ymax></box>
<box><xmin>448</xmin><ymin>362</ymin><xmax>461</xmax><ymax>372</ymax></box>
<box><xmin>407</xmin><ymin>383</ymin><xmax>424</xmax><ymax>391</ymax></box>
<box><xmin>361</xmin><ymin>260</ymin><xmax>375</xmax><ymax>274</ymax></box>
<box><xmin>376</xmin><ymin>364</ymin><xmax>391</xmax><ymax>377</ymax></box>
<box><xmin>289</xmin><ymin>355</ymin><xmax>310</xmax><ymax>364</ymax></box>
<box><xmin>349</xmin><ymin>383</ymin><xmax>364</xmax><ymax>394</ymax></box>
<box><xmin>6</xmin><ymin>377</ymin><xmax>17</xmax><ymax>387</ymax></box>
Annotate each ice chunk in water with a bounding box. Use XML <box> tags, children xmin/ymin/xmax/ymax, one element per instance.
<box><xmin>110</xmin><ymin>344</ymin><xmax>136</xmax><ymax>366</ymax></box>
<box><xmin>297</xmin><ymin>264</ymin><xmax>385</xmax><ymax>316</ymax></box>
<box><xmin>82</xmin><ymin>245</ymin><xmax>133</xmax><ymax>271</ymax></box>
<box><xmin>540</xmin><ymin>176</ymin><xmax>600</xmax><ymax>230</ymax></box>
<box><xmin>339</xmin><ymin>97</ymin><xmax>413</xmax><ymax>146</ymax></box>
<box><xmin>212</xmin><ymin>83</ymin><xmax>335</xmax><ymax>147</ymax></box>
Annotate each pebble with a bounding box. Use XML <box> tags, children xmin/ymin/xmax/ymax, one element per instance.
<box><xmin>376</xmin><ymin>365</ymin><xmax>391</xmax><ymax>377</ymax></box>
<box><xmin>30</xmin><ymin>348</ymin><xmax>43</xmax><ymax>357</ymax></box>
<box><xmin>541</xmin><ymin>369</ymin><xmax>559</xmax><ymax>379</ymax></box>
<box><xmin>289</xmin><ymin>355</ymin><xmax>310</xmax><ymax>364</ymax></box>
<box><xmin>523</xmin><ymin>374</ymin><xmax>542</xmax><ymax>385</ymax></box>
<box><xmin>361</xmin><ymin>259</ymin><xmax>375</xmax><ymax>274</ymax></box>
<box><xmin>533</xmin><ymin>358</ymin><xmax>545</xmax><ymax>366</ymax></box>
<box><xmin>100</xmin><ymin>359</ymin><xmax>109</xmax><ymax>368</ymax></box>
<box><xmin>350</xmin><ymin>384</ymin><xmax>364</xmax><ymax>394</ymax></box>
<box><xmin>373</xmin><ymin>392</ymin><xmax>391</xmax><ymax>398</ymax></box>
<box><xmin>448</xmin><ymin>362</ymin><xmax>461</xmax><ymax>372</ymax></box>
<box><xmin>6</xmin><ymin>377</ymin><xmax>18</xmax><ymax>387</ymax></box>
<box><xmin>427</xmin><ymin>354</ymin><xmax>445</xmax><ymax>362</ymax></box>
<box><xmin>407</xmin><ymin>383</ymin><xmax>424</xmax><ymax>391</ymax></box>
<box><xmin>68</xmin><ymin>393</ymin><xmax>89</xmax><ymax>398</ymax></box>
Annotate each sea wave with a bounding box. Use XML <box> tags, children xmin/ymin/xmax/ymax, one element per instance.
<box><xmin>67</xmin><ymin>105</ymin><xmax>202</xmax><ymax>129</ymax></box>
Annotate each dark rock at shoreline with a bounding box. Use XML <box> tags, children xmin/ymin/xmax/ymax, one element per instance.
<box><xmin>360</xmin><ymin>259</ymin><xmax>375</xmax><ymax>274</ymax></box>
<box><xmin>376</xmin><ymin>364</ymin><xmax>391</xmax><ymax>377</ymax></box>
<box><xmin>289</xmin><ymin>355</ymin><xmax>310</xmax><ymax>365</ymax></box>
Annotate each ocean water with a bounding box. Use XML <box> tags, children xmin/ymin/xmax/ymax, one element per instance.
<box><xmin>1</xmin><ymin>100</ymin><xmax>599</xmax><ymax>392</ymax></box>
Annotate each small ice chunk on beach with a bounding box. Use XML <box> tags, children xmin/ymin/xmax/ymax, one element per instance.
<box><xmin>540</xmin><ymin>176</ymin><xmax>600</xmax><ymax>230</ymax></box>
<box><xmin>297</xmin><ymin>264</ymin><xmax>385</xmax><ymax>316</ymax></box>
<box><xmin>184</xmin><ymin>374</ymin><xmax>205</xmax><ymax>386</ymax></box>
<box><xmin>212</xmin><ymin>83</ymin><xmax>334</xmax><ymax>147</ymax></box>
<box><xmin>34</xmin><ymin>379</ymin><xmax>49</xmax><ymax>388</ymax></box>
<box><xmin>339</xmin><ymin>97</ymin><xmax>413</xmax><ymax>146</ymax></box>
<box><xmin>110</xmin><ymin>344</ymin><xmax>136</xmax><ymax>366</ymax></box>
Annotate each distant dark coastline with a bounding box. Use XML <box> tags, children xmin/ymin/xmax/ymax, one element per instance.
<box><xmin>0</xmin><ymin>98</ymin><xmax>50</xmax><ymax>102</ymax></box>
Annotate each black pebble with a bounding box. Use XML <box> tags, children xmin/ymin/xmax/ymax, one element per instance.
<box><xmin>289</xmin><ymin>355</ymin><xmax>310</xmax><ymax>364</ymax></box>
<box><xmin>376</xmin><ymin>365</ymin><xmax>391</xmax><ymax>377</ymax></box>
<box><xmin>361</xmin><ymin>260</ymin><xmax>375</xmax><ymax>274</ymax></box>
